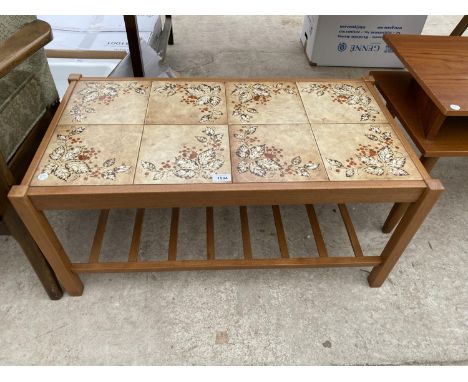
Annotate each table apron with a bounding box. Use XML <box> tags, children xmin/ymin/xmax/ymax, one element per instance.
<box><xmin>28</xmin><ymin>186</ymin><xmax>426</xmax><ymax>210</ymax></box>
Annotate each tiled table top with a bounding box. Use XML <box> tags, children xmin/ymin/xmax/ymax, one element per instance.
<box><xmin>31</xmin><ymin>79</ymin><xmax>423</xmax><ymax>187</ymax></box>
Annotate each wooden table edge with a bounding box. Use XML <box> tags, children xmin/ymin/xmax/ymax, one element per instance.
<box><xmin>23</xmin><ymin>180</ymin><xmax>428</xmax><ymax>210</ymax></box>
<box><xmin>383</xmin><ymin>34</ymin><xmax>468</xmax><ymax>117</ymax></box>
<box><xmin>65</xmin><ymin>75</ymin><xmax>374</xmax><ymax>83</ymax></box>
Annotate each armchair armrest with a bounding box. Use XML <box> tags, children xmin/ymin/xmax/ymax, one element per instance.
<box><xmin>0</xmin><ymin>19</ymin><xmax>52</xmax><ymax>79</ymax></box>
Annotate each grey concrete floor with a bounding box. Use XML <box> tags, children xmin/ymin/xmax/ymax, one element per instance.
<box><xmin>1</xmin><ymin>16</ymin><xmax>467</xmax><ymax>365</ymax></box>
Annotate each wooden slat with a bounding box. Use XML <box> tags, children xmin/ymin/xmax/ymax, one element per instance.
<box><xmin>46</xmin><ymin>49</ymin><xmax>127</xmax><ymax>59</ymax></box>
<box><xmin>89</xmin><ymin>209</ymin><xmax>110</xmax><ymax>263</ymax></box>
<box><xmin>338</xmin><ymin>204</ymin><xmax>363</xmax><ymax>257</ymax></box>
<box><xmin>206</xmin><ymin>207</ymin><xmax>215</xmax><ymax>260</ymax></box>
<box><xmin>239</xmin><ymin>206</ymin><xmax>252</xmax><ymax>259</ymax></box>
<box><xmin>71</xmin><ymin>256</ymin><xmax>383</xmax><ymax>273</ymax></box>
<box><xmin>168</xmin><ymin>207</ymin><xmax>179</xmax><ymax>261</ymax></box>
<box><xmin>272</xmin><ymin>205</ymin><xmax>289</xmax><ymax>258</ymax></box>
<box><xmin>128</xmin><ymin>209</ymin><xmax>145</xmax><ymax>262</ymax></box>
<box><xmin>305</xmin><ymin>204</ymin><xmax>328</xmax><ymax>257</ymax></box>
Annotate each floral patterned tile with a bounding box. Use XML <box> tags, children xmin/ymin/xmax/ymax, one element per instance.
<box><xmin>297</xmin><ymin>81</ymin><xmax>388</xmax><ymax>123</ymax></box>
<box><xmin>60</xmin><ymin>81</ymin><xmax>151</xmax><ymax>125</ymax></box>
<box><xmin>226</xmin><ymin>82</ymin><xmax>309</xmax><ymax>124</ymax></box>
<box><xmin>31</xmin><ymin>125</ymin><xmax>143</xmax><ymax>186</ymax></box>
<box><xmin>229</xmin><ymin>124</ymin><xmax>328</xmax><ymax>183</ymax></box>
<box><xmin>145</xmin><ymin>82</ymin><xmax>228</xmax><ymax>125</ymax></box>
<box><xmin>311</xmin><ymin>123</ymin><xmax>422</xmax><ymax>181</ymax></box>
<box><xmin>134</xmin><ymin>125</ymin><xmax>232</xmax><ymax>184</ymax></box>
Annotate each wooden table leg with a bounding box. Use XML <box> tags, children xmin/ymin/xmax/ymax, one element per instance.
<box><xmin>382</xmin><ymin>156</ymin><xmax>439</xmax><ymax>233</ymax></box>
<box><xmin>450</xmin><ymin>15</ymin><xmax>468</xmax><ymax>36</ymax></box>
<box><xmin>124</xmin><ymin>15</ymin><xmax>144</xmax><ymax>77</ymax></box>
<box><xmin>369</xmin><ymin>179</ymin><xmax>443</xmax><ymax>287</ymax></box>
<box><xmin>2</xmin><ymin>203</ymin><xmax>63</xmax><ymax>299</ymax></box>
<box><xmin>8</xmin><ymin>186</ymin><xmax>84</xmax><ymax>296</ymax></box>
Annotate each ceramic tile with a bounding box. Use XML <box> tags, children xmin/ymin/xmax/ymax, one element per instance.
<box><xmin>31</xmin><ymin>125</ymin><xmax>143</xmax><ymax>186</ymax></box>
<box><xmin>145</xmin><ymin>82</ymin><xmax>228</xmax><ymax>125</ymax></box>
<box><xmin>297</xmin><ymin>81</ymin><xmax>388</xmax><ymax>123</ymax></box>
<box><xmin>229</xmin><ymin>124</ymin><xmax>328</xmax><ymax>183</ymax></box>
<box><xmin>60</xmin><ymin>81</ymin><xmax>151</xmax><ymax>124</ymax></box>
<box><xmin>311</xmin><ymin>123</ymin><xmax>422</xmax><ymax>181</ymax></box>
<box><xmin>134</xmin><ymin>125</ymin><xmax>232</xmax><ymax>184</ymax></box>
<box><xmin>226</xmin><ymin>82</ymin><xmax>309</xmax><ymax>124</ymax></box>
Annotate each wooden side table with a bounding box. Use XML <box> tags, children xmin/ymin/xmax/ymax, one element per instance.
<box><xmin>370</xmin><ymin>34</ymin><xmax>468</xmax><ymax>232</ymax></box>
<box><xmin>8</xmin><ymin>75</ymin><xmax>442</xmax><ymax>296</ymax></box>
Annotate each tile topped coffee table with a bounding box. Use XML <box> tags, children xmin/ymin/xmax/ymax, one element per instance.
<box><xmin>9</xmin><ymin>75</ymin><xmax>443</xmax><ymax>296</ymax></box>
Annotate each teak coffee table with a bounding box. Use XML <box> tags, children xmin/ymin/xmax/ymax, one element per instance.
<box><xmin>9</xmin><ymin>75</ymin><xmax>443</xmax><ymax>296</ymax></box>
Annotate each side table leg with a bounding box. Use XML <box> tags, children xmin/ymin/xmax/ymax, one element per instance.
<box><xmin>382</xmin><ymin>156</ymin><xmax>439</xmax><ymax>233</ymax></box>
<box><xmin>369</xmin><ymin>179</ymin><xmax>443</xmax><ymax>287</ymax></box>
<box><xmin>8</xmin><ymin>186</ymin><xmax>84</xmax><ymax>296</ymax></box>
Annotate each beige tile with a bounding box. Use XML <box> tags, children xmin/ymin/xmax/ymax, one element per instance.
<box><xmin>312</xmin><ymin>123</ymin><xmax>422</xmax><ymax>181</ymax></box>
<box><xmin>60</xmin><ymin>81</ymin><xmax>151</xmax><ymax>124</ymax></box>
<box><xmin>229</xmin><ymin>124</ymin><xmax>327</xmax><ymax>183</ymax></box>
<box><xmin>31</xmin><ymin>125</ymin><xmax>143</xmax><ymax>186</ymax></box>
<box><xmin>297</xmin><ymin>81</ymin><xmax>388</xmax><ymax>123</ymax></box>
<box><xmin>226</xmin><ymin>82</ymin><xmax>308</xmax><ymax>124</ymax></box>
<box><xmin>145</xmin><ymin>82</ymin><xmax>228</xmax><ymax>124</ymax></box>
<box><xmin>135</xmin><ymin>125</ymin><xmax>231</xmax><ymax>184</ymax></box>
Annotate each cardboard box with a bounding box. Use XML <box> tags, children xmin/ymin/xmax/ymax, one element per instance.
<box><xmin>47</xmin><ymin>57</ymin><xmax>122</xmax><ymax>99</ymax></box>
<box><xmin>45</xmin><ymin>46</ymin><xmax>177</xmax><ymax>100</ymax></box>
<box><xmin>44</xmin><ymin>30</ymin><xmax>155</xmax><ymax>52</ymax></box>
<box><xmin>38</xmin><ymin>15</ymin><xmax>160</xmax><ymax>32</ymax></box>
<box><xmin>38</xmin><ymin>15</ymin><xmax>162</xmax><ymax>52</ymax></box>
<box><xmin>300</xmin><ymin>16</ymin><xmax>427</xmax><ymax>67</ymax></box>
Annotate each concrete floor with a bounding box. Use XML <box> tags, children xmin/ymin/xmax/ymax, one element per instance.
<box><xmin>1</xmin><ymin>16</ymin><xmax>467</xmax><ymax>365</ymax></box>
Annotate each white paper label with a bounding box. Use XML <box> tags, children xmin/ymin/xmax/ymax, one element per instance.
<box><xmin>450</xmin><ymin>104</ymin><xmax>461</xmax><ymax>111</ymax></box>
<box><xmin>37</xmin><ymin>173</ymin><xmax>49</xmax><ymax>181</ymax></box>
<box><xmin>212</xmin><ymin>174</ymin><xmax>231</xmax><ymax>183</ymax></box>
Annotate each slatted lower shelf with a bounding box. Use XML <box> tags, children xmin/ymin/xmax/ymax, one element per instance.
<box><xmin>71</xmin><ymin>204</ymin><xmax>380</xmax><ymax>273</ymax></box>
